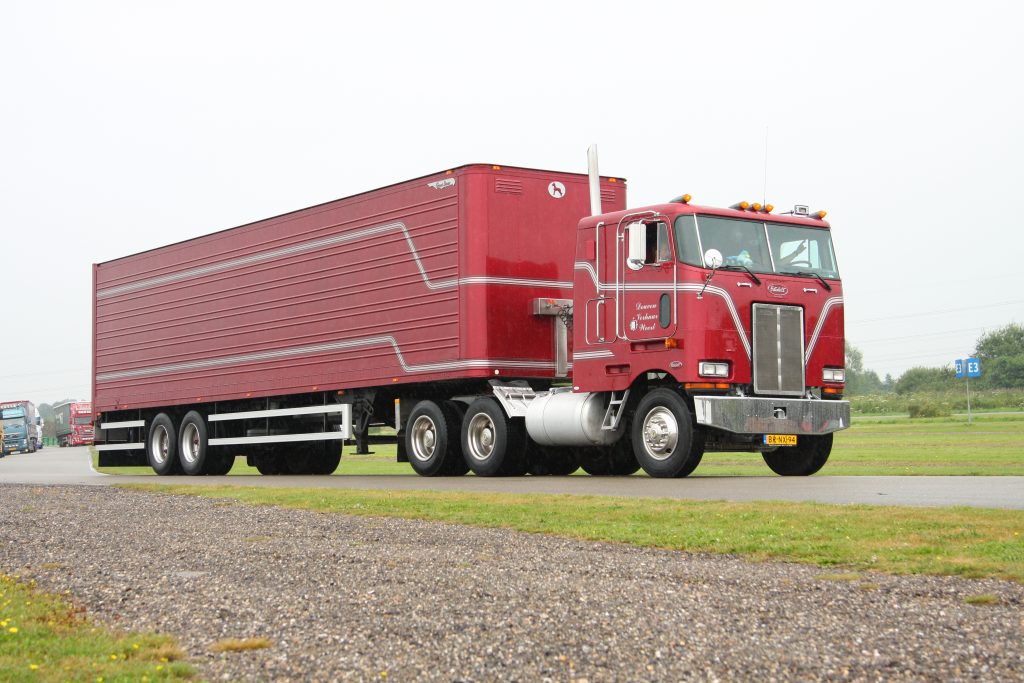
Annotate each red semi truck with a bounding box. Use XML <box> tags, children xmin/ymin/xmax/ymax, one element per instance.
<box><xmin>93</xmin><ymin>154</ymin><xmax>849</xmax><ymax>477</ymax></box>
<box><xmin>54</xmin><ymin>400</ymin><xmax>94</xmax><ymax>447</ymax></box>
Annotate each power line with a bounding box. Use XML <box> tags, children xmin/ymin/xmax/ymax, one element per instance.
<box><xmin>852</xmin><ymin>300</ymin><xmax>1023</xmax><ymax>324</ymax></box>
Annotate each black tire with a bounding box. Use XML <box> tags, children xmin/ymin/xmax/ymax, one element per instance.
<box><xmin>309</xmin><ymin>441</ymin><xmax>342</xmax><ymax>475</ymax></box>
<box><xmin>461</xmin><ymin>398</ymin><xmax>527</xmax><ymax>476</ymax></box>
<box><xmin>407</xmin><ymin>400</ymin><xmax>468</xmax><ymax>476</ymax></box>
<box><xmin>527</xmin><ymin>444</ymin><xmax>580</xmax><ymax>476</ymax></box>
<box><xmin>762</xmin><ymin>433</ymin><xmax>833</xmax><ymax>476</ymax></box>
<box><xmin>631</xmin><ymin>388</ymin><xmax>700</xmax><ymax>478</ymax></box>
<box><xmin>253</xmin><ymin>447</ymin><xmax>287</xmax><ymax>475</ymax></box>
<box><xmin>147</xmin><ymin>413</ymin><xmax>181</xmax><ymax>476</ymax></box>
<box><xmin>286</xmin><ymin>444</ymin><xmax>315</xmax><ymax>474</ymax></box>
<box><xmin>205</xmin><ymin>451</ymin><xmax>235</xmax><ymax>476</ymax></box>
<box><xmin>178</xmin><ymin>411</ymin><xmax>214</xmax><ymax>476</ymax></box>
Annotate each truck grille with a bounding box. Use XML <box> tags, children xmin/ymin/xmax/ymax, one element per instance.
<box><xmin>752</xmin><ymin>303</ymin><xmax>805</xmax><ymax>396</ymax></box>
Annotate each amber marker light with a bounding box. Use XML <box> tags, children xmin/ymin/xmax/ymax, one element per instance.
<box><xmin>684</xmin><ymin>382</ymin><xmax>730</xmax><ymax>390</ymax></box>
<box><xmin>731</xmin><ymin>201</ymin><xmax>750</xmax><ymax>210</ymax></box>
<box><xmin>765</xmin><ymin>204</ymin><xmax>774</xmax><ymax>213</ymax></box>
<box><xmin>752</xmin><ymin>203</ymin><xmax>762</xmax><ymax>211</ymax></box>
<box><xmin>664</xmin><ymin>338</ymin><xmax>679</xmax><ymax>349</ymax></box>
<box><xmin>609</xmin><ymin>178</ymin><xmax>618</xmax><ymax>183</ymax></box>
<box><xmin>681</xmin><ymin>194</ymin><xmax>692</xmax><ymax>203</ymax></box>
<box><xmin>823</xmin><ymin>387</ymin><xmax>843</xmax><ymax>395</ymax></box>
<box><xmin>492</xmin><ymin>165</ymin><xmax>501</xmax><ymax>170</ymax></box>
<box><xmin>816</xmin><ymin>210</ymin><xmax>828</xmax><ymax>219</ymax></box>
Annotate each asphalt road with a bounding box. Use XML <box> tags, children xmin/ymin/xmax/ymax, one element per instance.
<box><xmin>3</xmin><ymin>446</ymin><xmax>1023</xmax><ymax>509</ymax></box>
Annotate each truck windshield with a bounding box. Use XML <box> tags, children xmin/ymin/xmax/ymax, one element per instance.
<box><xmin>2</xmin><ymin>408</ymin><xmax>25</xmax><ymax>419</ymax></box>
<box><xmin>3</xmin><ymin>419</ymin><xmax>25</xmax><ymax>431</ymax></box>
<box><xmin>675</xmin><ymin>215</ymin><xmax>840</xmax><ymax>280</ymax></box>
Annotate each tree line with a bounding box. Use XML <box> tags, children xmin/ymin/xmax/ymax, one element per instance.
<box><xmin>845</xmin><ymin>323</ymin><xmax>1024</xmax><ymax>395</ymax></box>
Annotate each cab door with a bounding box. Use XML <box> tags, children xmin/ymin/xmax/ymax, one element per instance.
<box><xmin>617</xmin><ymin>217</ymin><xmax>677</xmax><ymax>340</ymax></box>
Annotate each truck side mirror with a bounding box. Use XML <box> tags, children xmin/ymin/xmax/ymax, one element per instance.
<box><xmin>704</xmin><ymin>248</ymin><xmax>723</xmax><ymax>269</ymax></box>
<box><xmin>626</xmin><ymin>222</ymin><xmax>645</xmax><ymax>270</ymax></box>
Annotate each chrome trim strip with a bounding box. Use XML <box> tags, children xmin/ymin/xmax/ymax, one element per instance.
<box><xmin>804</xmin><ymin>297</ymin><xmax>845</xmax><ymax>364</ymax></box>
<box><xmin>209</xmin><ymin>432</ymin><xmax>348</xmax><ymax>446</ymax></box>
<box><xmin>99</xmin><ymin>420</ymin><xmax>145</xmax><ymax>429</ymax></box>
<box><xmin>97</xmin><ymin>220</ymin><xmax>572</xmax><ymax>299</ymax></box>
<box><xmin>97</xmin><ymin>335</ymin><xmax>565</xmax><ymax>382</ymax></box>
<box><xmin>94</xmin><ymin>443</ymin><xmax>144</xmax><ymax>451</ymax></box>
<box><xmin>208</xmin><ymin>405</ymin><xmax>351</xmax><ymax>422</ymax></box>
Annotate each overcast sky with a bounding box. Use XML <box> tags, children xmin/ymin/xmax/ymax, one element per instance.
<box><xmin>2</xmin><ymin>1</ymin><xmax>1021</xmax><ymax>407</ymax></box>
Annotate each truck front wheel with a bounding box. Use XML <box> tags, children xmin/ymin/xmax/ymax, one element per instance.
<box><xmin>631</xmin><ymin>389</ymin><xmax>702</xmax><ymax>478</ymax></box>
<box><xmin>461</xmin><ymin>398</ymin><xmax>527</xmax><ymax>476</ymax></box>
<box><xmin>147</xmin><ymin>413</ymin><xmax>181</xmax><ymax>476</ymax></box>
<box><xmin>762</xmin><ymin>434</ymin><xmax>832</xmax><ymax>476</ymax></box>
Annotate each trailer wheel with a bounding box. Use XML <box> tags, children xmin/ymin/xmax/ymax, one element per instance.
<box><xmin>407</xmin><ymin>400</ymin><xmax>466</xmax><ymax>476</ymax></box>
<box><xmin>461</xmin><ymin>398</ymin><xmax>527</xmax><ymax>476</ymax></box>
<box><xmin>310</xmin><ymin>441</ymin><xmax>342</xmax><ymax>475</ymax></box>
<box><xmin>253</xmin><ymin>448</ymin><xmax>287</xmax><ymax>475</ymax></box>
<box><xmin>205</xmin><ymin>450</ymin><xmax>236</xmax><ymax>476</ymax></box>
<box><xmin>762</xmin><ymin>433</ymin><xmax>832</xmax><ymax>476</ymax></box>
<box><xmin>631</xmin><ymin>388</ymin><xmax>700</xmax><ymax>478</ymax></box>
<box><xmin>147</xmin><ymin>413</ymin><xmax>181</xmax><ymax>476</ymax></box>
<box><xmin>179</xmin><ymin>411</ymin><xmax>217</xmax><ymax>476</ymax></box>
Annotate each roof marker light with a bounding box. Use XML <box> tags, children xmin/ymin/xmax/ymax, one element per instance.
<box><xmin>765</xmin><ymin>204</ymin><xmax>774</xmax><ymax>213</ymax></box>
<box><xmin>816</xmin><ymin>210</ymin><xmax>828</xmax><ymax>219</ymax></box>
<box><xmin>752</xmin><ymin>203</ymin><xmax>762</xmax><ymax>212</ymax></box>
<box><xmin>731</xmin><ymin>201</ymin><xmax>750</xmax><ymax>210</ymax></box>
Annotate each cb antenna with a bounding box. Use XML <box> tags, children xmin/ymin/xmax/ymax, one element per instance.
<box><xmin>762</xmin><ymin>124</ymin><xmax>769</xmax><ymax>207</ymax></box>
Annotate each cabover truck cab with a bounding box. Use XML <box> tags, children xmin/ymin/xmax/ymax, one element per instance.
<box><xmin>92</xmin><ymin>156</ymin><xmax>848</xmax><ymax>477</ymax></box>
<box><xmin>1</xmin><ymin>400</ymin><xmax>39</xmax><ymax>455</ymax></box>
<box><xmin>54</xmin><ymin>400</ymin><xmax>94</xmax><ymax>447</ymax></box>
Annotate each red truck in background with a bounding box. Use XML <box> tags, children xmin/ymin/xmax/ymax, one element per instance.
<box><xmin>93</xmin><ymin>151</ymin><xmax>849</xmax><ymax>478</ymax></box>
<box><xmin>54</xmin><ymin>400</ymin><xmax>94</xmax><ymax>447</ymax></box>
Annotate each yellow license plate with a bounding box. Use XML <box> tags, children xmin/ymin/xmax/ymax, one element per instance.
<box><xmin>764</xmin><ymin>434</ymin><xmax>797</xmax><ymax>446</ymax></box>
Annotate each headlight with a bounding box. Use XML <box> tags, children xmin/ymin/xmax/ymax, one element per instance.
<box><xmin>823</xmin><ymin>368</ymin><xmax>845</xmax><ymax>383</ymax></box>
<box><xmin>699</xmin><ymin>361</ymin><xmax>730</xmax><ymax>378</ymax></box>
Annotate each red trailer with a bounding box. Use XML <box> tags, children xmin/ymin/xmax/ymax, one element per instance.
<box><xmin>93</xmin><ymin>155</ymin><xmax>849</xmax><ymax>478</ymax></box>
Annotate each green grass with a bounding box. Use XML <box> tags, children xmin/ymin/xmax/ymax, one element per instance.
<box><xmin>0</xmin><ymin>574</ymin><xmax>194</xmax><ymax>682</ymax></box>
<box><xmin>125</xmin><ymin>485</ymin><xmax>1024</xmax><ymax>583</ymax></box>
<box><xmin>95</xmin><ymin>413</ymin><xmax>1024</xmax><ymax>477</ymax></box>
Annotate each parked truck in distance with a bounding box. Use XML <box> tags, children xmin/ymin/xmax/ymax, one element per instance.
<box><xmin>54</xmin><ymin>400</ymin><xmax>94</xmax><ymax>447</ymax></box>
<box><xmin>1</xmin><ymin>400</ymin><xmax>40</xmax><ymax>455</ymax></box>
<box><xmin>93</xmin><ymin>150</ymin><xmax>849</xmax><ymax>478</ymax></box>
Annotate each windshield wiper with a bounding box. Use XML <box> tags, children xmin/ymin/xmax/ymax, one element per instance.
<box><xmin>720</xmin><ymin>264</ymin><xmax>761</xmax><ymax>285</ymax></box>
<box><xmin>780</xmin><ymin>270</ymin><xmax>832</xmax><ymax>292</ymax></box>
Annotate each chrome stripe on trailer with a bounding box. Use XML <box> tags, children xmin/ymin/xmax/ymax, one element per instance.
<box><xmin>94</xmin><ymin>443</ymin><xmax>144</xmax><ymax>451</ymax></box>
<box><xmin>98</xmin><ymin>220</ymin><xmax>573</xmax><ymax>299</ymax></box>
<box><xmin>208</xmin><ymin>404</ymin><xmax>351</xmax><ymax>422</ymax></box>
<box><xmin>572</xmin><ymin>349</ymin><xmax>615</xmax><ymax>360</ymax></box>
<box><xmin>97</xmin><ymin>334</ymin><xmax>564</xmax><ymax>382</ymax></box>
<box><xmin>209</xmin><ymin>432</ymin><xmax>349</xmax><ymax>446</ymax></box>
<box><xmin>99</xmin><ymin>420</ymin><xmax>145</xmax><ymax>429</ymax></box>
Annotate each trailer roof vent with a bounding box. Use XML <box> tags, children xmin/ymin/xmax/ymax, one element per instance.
<box><xmin>495</xmin><ymin>178</ymin><xmax>522</xmax><ymax>195</ymax></box>
<box><xmin>600</xmin><ymin>188</ymin><xmax>616</xmax><ymax>203</ymax></box>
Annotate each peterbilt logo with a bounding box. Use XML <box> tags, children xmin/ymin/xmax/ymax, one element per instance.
<box><xmin>767</xmin><ymin>284</ymin><xmax>789</xmax><ymax>297</ymax></box>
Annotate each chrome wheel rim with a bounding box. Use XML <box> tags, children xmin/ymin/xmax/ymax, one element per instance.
<box><xmin>410</xmin><ymin>415</ymin><xmax>437</xmax><ymax>463</ymax></box>
<box><xmin>181</xmin><ymin>422</ymin><xmax>200</xmax><ymax>465</ymax></box>
<box><xmin>466</xmin><ymin>413</ymin><xmax>496</xmax><ymax>462</ymax></box>
<box><xmin>150</xmin><ymin>425</ymin><xmax>169</xmax><ymax>466</ymax></box>
<box><xmin>641</xmin><ymin>407</ymin><xmax>678</xmax><ymax>461</ymax></box>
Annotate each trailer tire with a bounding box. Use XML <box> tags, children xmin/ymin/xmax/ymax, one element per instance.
<box><xmin>253</xmin><ymin>447</ymin><xmax>287</xmax><ymax>475</ymax></box>
<box><xmin>205</xmin><ymin>450</ymin><xmax>235</xmax><ymax>476</ymax></box>
<box><xmin>310</xmin><ymin>441</ymin><xmax>342</xmax><ymax>475</ymax></box>
<box><xmin>762</xmin><ymin>433</ymin><xmax>832</xmax><ymax>476</ymax></box>
<box><xmin>579</xmin><ymin>438</ymin><xmax>641</xmax><ymax>476</ymax></box>
<box><xmin>461</xmin><ymin>398</ymin><xmax>527</xmax><ymax>476</ymax></box>
<box><xmin>407</xmin><ymin>400</ymin><xmax>465</xmax><ymax>476</ymax></box>
<box><xmin>179</xmin><ymin>411</ymin><xmax>218</xmax><ymax>475</ymax></box>
<box><xmin>631</xmin><ymin>388</ymin><xmax>700</xmax><ymax>478</ymax></box>
<box><xmin>147</xmin><ymin>413</ymin><xmax>181</xmax><ymax>476</ymax></box>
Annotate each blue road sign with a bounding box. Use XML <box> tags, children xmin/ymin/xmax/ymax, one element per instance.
<box><xmin>955</xmin><ymin>358</ymin><xmax>965</xmax><ymax>378</ymax></box>
<box><xmin>966</xmin><ymin>357</ymin><xmax>981</xmax><ymax>378</ymax></box>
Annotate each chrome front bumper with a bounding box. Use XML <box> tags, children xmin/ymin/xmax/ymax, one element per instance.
<box><xmin>692</xmin><ymin>396</ymin><xmax>850</xmax><ymax>435</ymax></box>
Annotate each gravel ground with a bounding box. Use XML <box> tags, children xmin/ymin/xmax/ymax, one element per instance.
<box><xmin>1</xmin><ymin>484</ymin><xmax>1021</xmax><ymax>682</ymax></box>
